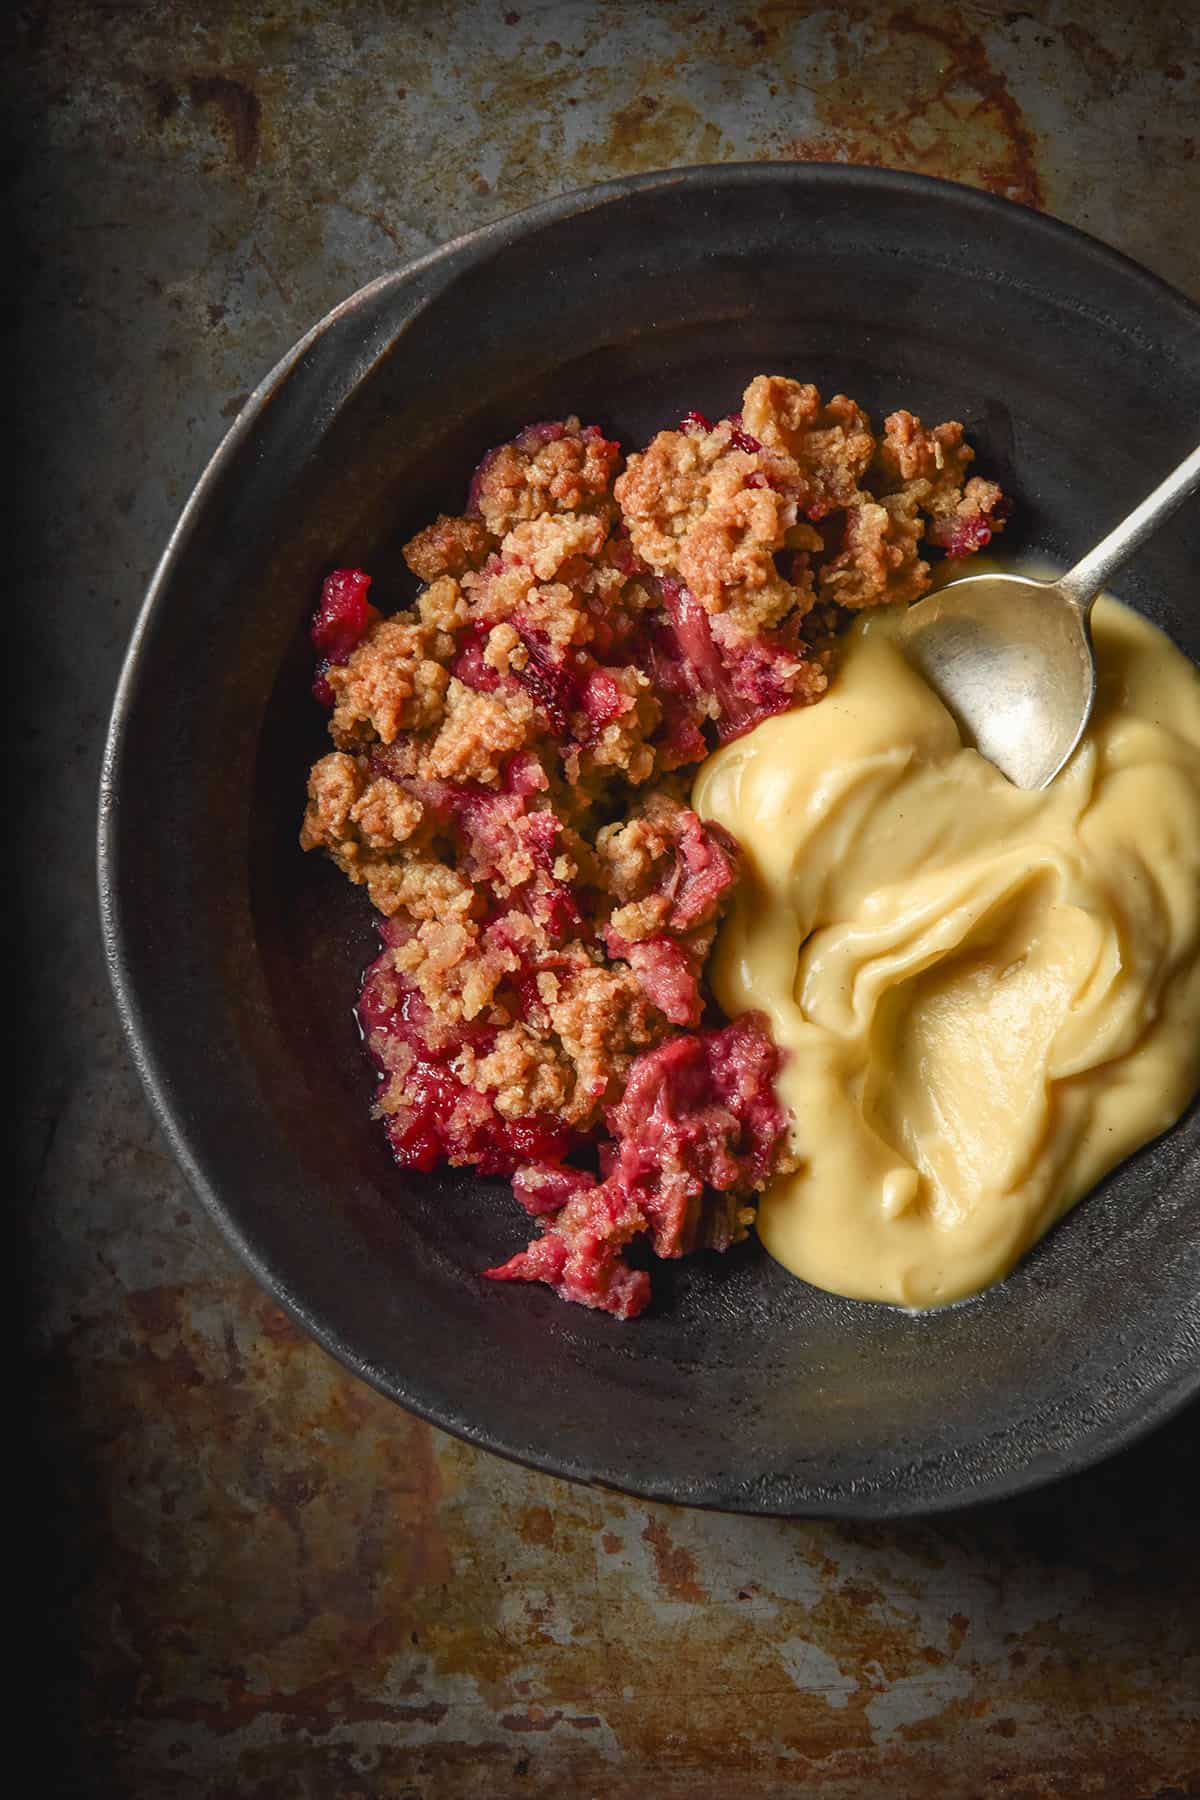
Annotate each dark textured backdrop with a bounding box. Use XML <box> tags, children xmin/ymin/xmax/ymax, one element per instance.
<box><xmin>15</xmin><ymin>1</ymin><xmax>1199</xmax><ymax>1795</ymax></box>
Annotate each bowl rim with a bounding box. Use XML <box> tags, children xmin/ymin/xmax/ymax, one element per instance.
<box><xmin>98</xmin><ymin>162</ymin><xmax>1200</xmax><ymax>1517</ymax></box>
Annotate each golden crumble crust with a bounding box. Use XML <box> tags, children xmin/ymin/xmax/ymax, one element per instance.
<box><xmin>403</xmin><ymin>512</ymin><xmax>496</xmax><ymax>584</ymax></box>
<box><xmin>299</xmin><ymin>382</ymin><xmax>1007</xmax><ymax>1301</ymax></box>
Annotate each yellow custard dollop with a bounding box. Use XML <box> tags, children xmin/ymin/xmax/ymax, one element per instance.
<box><xmin>693</xmin><ymin>595</ymin><xmax>1200</xmax><ymax>1307</ymax></box>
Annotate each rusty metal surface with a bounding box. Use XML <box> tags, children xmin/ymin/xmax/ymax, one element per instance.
<box><xmin>15</xmin><ymin>1</ymin><xmax>1199</xmax><ymax>1794</ymax></box>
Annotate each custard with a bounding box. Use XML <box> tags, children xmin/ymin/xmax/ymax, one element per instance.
<box><xmin>694</xmin><ymin>596</ymin><xmax>1200</xmax><ymax>1306</ymax></box>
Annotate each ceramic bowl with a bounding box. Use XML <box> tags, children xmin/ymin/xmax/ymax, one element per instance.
<box><xmin>99</xmin><ymin>166</ymin><xmax>1200</xmax><ymax>1515</ymax></box>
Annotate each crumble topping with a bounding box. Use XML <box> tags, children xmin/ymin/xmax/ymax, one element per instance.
<box><xmin>301</xmin><ymin>377</ymin><xmax>1006</xmax><ymax>1317</ymax></box>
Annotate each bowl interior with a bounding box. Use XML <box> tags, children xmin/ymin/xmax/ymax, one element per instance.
<box><xmin>105</xmin><ymin>169</ymin><xmax>1200</xmax><ymax>1513</ymax></box>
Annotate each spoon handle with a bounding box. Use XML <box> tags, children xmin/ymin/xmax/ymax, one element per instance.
<box><xmin>1057</xmin><ymin>439</ymin><xmax>1200</xmax><ymax>613</ymax></box>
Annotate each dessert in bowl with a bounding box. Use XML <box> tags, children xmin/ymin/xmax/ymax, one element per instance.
<box><xmin>300</xmin><ymin>378</ymin><xmax>1199</xmax><ymax>1322</ymax></box>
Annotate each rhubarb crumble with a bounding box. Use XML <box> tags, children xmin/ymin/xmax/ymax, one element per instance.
<box><xmin>300</xmin><ymin>377</ymin><xmax>1007</xmax><ymax>1319</ymax></box>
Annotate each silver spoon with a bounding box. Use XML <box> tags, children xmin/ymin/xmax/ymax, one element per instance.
<box><xmin>899</xmin><ymin>441</ymin><xmax>1200</xmax><ymax>789</ymax></box>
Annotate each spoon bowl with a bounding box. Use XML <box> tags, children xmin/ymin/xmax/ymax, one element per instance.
<box><xmin>900</xmin><ymin>440</ymin><xmax>1200</xmax><ymax>789</ymax></box>
<box><xmin>901</xmin><ymin>572</ymin><xmax>1095</xmax><ymax>789</ymax></box>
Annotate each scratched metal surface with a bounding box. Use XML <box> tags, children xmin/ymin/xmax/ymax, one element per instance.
<box><xmin>15</xmin><ymin>1</ymin><xmax>1200</xmax><ymax>1794</ymax></box>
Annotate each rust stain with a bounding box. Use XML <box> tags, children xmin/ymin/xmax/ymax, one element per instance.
<box><xmin>137</xmin><ymin>1676</ymin><xmax>451</xmax><ymax>1738</ymax></box>
<box><xmin>501</xmin><ymin>1706</ymin><xmax>561</xmax><ymax>1732</ymax></box>
<box><xmin>187</xmin><ymin>73</ymin><xmax>262</xmax><ymax>171</ymax></box>
<box><xmin>837</xmin><ymin>1577</ymin><xmax>886</xmax><ymax>1611</ymax></box>
<box><xmin>640</xmin><ymin>1517</ymin><xmax>710</xmax><ymax>1604</ymax></box>
<box><xmin>36</xmin><ymin>1267</ymin><xmax>1200</xmax><ymax>1790</ymax></box>
<box><xmin>125</xmin><ymin>1285</ymin><xmax>181</xmax><ymax>1336</ymax></box>
<box><xmin>1060</xmin><ymin>20</ymin><xmax>1124</xmax><ymax>91</ymax></box>
<box><xmin>519</xmin><ymin>1504</ymin><xmax>555</xmax><ymax>1546</ymax></box>
<box><xmin>37</xmin><ymin>1277</ymin><xmax>453</xmax><ymax>1745</ymax></box>
<box><xmin>499</xmin><ymin>1704</ymin><xmax>601</xmax><ymax>1732</ymax></box>
<box><xmin>779</xmin><ymin>7</ymin><xmax>1046</xmax><ymax>210</ymax></box>
<box><xmin>739</xmin><ymin>12</ymin><xmax>770</xmax><ymax>52</ymax></box>
<box><xmin>573</xmin><ymin>88</ymin><xmax>728</xmax><ymax>180</ymax></box>
<box><xmin>256</xmin><ymin>1295</ymin><xmax>307</xmax><ymax>1343</ymax></box>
